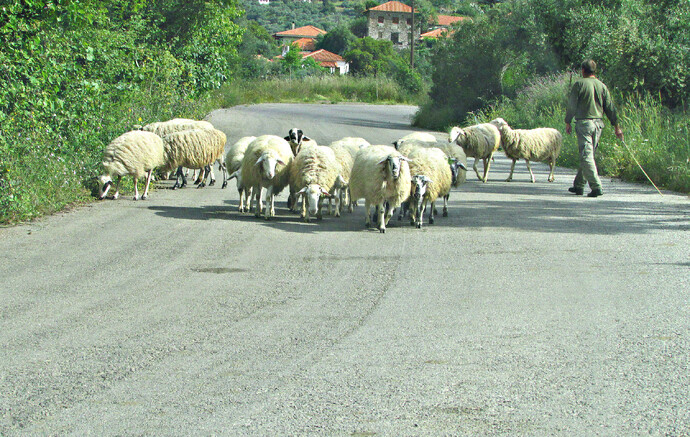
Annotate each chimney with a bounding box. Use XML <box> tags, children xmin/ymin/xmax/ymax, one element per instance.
<box><xmin>292</xmin><ymin>23</ymin><xmax>295</xmax><ymax>30</ymax></box>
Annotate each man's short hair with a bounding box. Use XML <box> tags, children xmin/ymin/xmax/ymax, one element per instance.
<box><xmin>581</xmin><ymin>60</ymin><xmax>597</xmax><ymax>75</ymax></box>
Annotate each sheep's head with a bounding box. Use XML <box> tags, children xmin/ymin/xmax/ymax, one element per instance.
<box><xmin>285</xmin><ymin>128</ymin><xmax>310</xmax><ymax>155</ymax></box>
<box><xmin>448</xmin><ymin>158</ymin><xmax>468</xmax><ymax>187</ymax></box>
<box><xmin>98</xmin><ymin>175</ymin><xmax>113</xmax><ymax>199</ymax></box>
<box><xmin>255</xmin><ymin>153</ymin><xmax>285</xmax><ymax>180</ymax></box>
<box><xmin>297</xmin><ymin>184</ymin><xmax>331</xmax><ymax>216</ymax></box>
<box><xmin>490</xmin><ymin>118</ymin><xmax>508</xmax><ymax>130</ymax></box>
<box><xmin>412</xmin><ymin>175</ymin><xmax>432</xmax><ymax>204</ymax></box>
<box><xmin>449</xmin><ymin>126</ymin><xmax>465</xmax><ymax>144</ymax></box>
<box><xmin>378</xmin><ymin>155</ymin><xmax>410</xmax><ymax>181</ymax></box>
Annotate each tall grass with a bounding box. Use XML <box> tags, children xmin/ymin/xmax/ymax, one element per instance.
<box><xmin>425</xmin><ymin>72</ymin><xmax>689</xmax><ymax>193</ymax></box>
<box><xmin>212</xmin><ymin>76</ymin><xmax>419</xmax><ymax>107</ymax></box>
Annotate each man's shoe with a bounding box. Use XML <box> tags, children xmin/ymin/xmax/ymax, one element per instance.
<box><xmin>587</xmin><ymin>188</ymin><xmax>603</xmax><ymax>198</ymax></box>
<box><xmin>568</xmin><ymin>186</ymin><xmax>584</xmax><ymax>195</ymax></box>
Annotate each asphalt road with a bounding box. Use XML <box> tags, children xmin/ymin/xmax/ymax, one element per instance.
<box><xmin>1</xmin><ymin>103</ymin><xmax>688</xmax><ymax>435</ymax></box>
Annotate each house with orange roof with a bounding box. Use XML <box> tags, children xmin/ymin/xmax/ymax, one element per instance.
<box><xmin>274</xmin><ymin>25</ymin><xmax>326</xmax><ymax>45</ymax></box>
<box><xmin>304</xmin><ymin>49</ymin><xmax>350</xmax><ymax>74</ymax></box>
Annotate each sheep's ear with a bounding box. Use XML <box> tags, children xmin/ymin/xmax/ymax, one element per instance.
<box><xmin>392</xmin><ymin>140</ymin><xmax>399</xmax><ymax>149</ymax></box>
<box><xmin>424</xmin><ymin>176</ymin><xmax>433</xmax><ymax>184</ymax></box>
<box><xmin>228</xmin><ymin>170</ymin><xmax>238</xmax><ymax>180</ymax></box>
<box><xmin>276</xmin><ymin>158</ymin><xmax>286</xmax><ymax>166</ymax></box>
<box><xmin>456</xmin><ymin>162</ymin><xmax>468</xmax><ymax>171</ymax></box>
<box><xmin>400</xmin><ymin>156</ymin><xmax>412</xmax><ymax>162</ymax></box>
<box><xmin>297</xmin><ymin>187</ymin><xmax>308</xmax><ymax>195</ymax></box>
<box><xmin>297</xmin><ymin>129</ymin><xmax>303</xmax><ymax>136</ymax></box>
<box><xmin>377</xmin><ymin>157</ymin><xmax>388</xmax><ymax>166</ymax></box>
<box><xmin>302</xmin><ymin>135</ymin><xmax>310</xmax><ymax>141</ymax></box>
<box><xmin>320</xmin><ymin>187</ymin><xmax>332</xmax><ymax>197</ymax></box>
<box><xmin>255</xmin><ymin>156</ymin><xmax>264</xmax><ymax>166</ymax></box>
<box><xmin>284</xmin><ymin>136</ymin><xmax>290</xmax><ymax>141</ymax></box>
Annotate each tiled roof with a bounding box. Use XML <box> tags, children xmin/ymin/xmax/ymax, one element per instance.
<box><xmin>304</xmin><ymin>49</ymin><xmax>345</xmax><ymax>62</ymax></box>
<box><xmin>275</xmin><ymin>25</ymin><xmax>327</xmax><ymax>38</ymax></box>
<box><xmin>434</xmin><ymin>15</ymin><xmax>467</xmax><ymax>26</ymax></box>
<box><xmin>367</xmin><ymin>1</ymin><xmax>417</xmax><ymax>13</ymax></box>
<box><xmin>420</xmin><ymin>28</ymin><xmax>454</xmax><ymax>39</ymax></box>
<box><xmin>292</xmin><ymin>37</ymin><xmax>316</xmax><ymax>51</ymax></box>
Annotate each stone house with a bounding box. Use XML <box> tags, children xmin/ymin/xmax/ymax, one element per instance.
<box><xmin>364</xmin><ymin>1</ymin><xmax>419</xmax><ymax>49</ymax></box>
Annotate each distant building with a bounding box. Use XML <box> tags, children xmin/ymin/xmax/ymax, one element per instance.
<box><xmin>365</xmin><ymin>2</ymin><xmax>466</xmax><ymax>47</ymax></box>
<box><xmin>258</xmin><ymin>0</ymin><xmax>270</xmax><ymax>5</ymax></box>
<box><xmin>274</xmin><ymin>25</ymin><xmax>327</xmax><ymax>45</ymax></box>
<box><xmin>304</xmin><ymin>49</ymin><xmax>350</xmax><ymax>75</ymax></box>
<box><xmin>364</xmin><ymin>1</ymin><xmax>418</xmax><ymax>49</ymax></box>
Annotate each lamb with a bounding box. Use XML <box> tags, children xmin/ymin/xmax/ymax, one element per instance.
<box><xmin>349</xmin><ymin>145</ymin><xmax>412</xmax><ymax>233</ymax></box>
<box><xmin>98</xmin><ymin>130</ymin><xmax>166</xmax><ymax>201</ymax></box>
<box><xmin>327</xmin><ymin>137</ymin><xmax>371</xmax><ymax>213</ymax></box>
<box><xmin>490</xmin><ymin>118</ymin><xmax>562</xmax><ymax>183</ymax></box>
<box><xmin>285</xmin><ymin>128</ymin><xmax>317</xmax><ymax>156</ymax></box>
<box><xmin>289</xmin><ymin>143</ymin><xmax>344</xmax><ymax>222</ymax></box>
<box><xmin>448</xmin><ymin>123</ymin><xmax>501</xmax><ymax>183</ymax></box>
<box><xmin>225</xmin><ymin>136</ymin><xmax>256</xmax><ymax>212</ymax></box>
<box><xmin>404</xmin><ymin>147</ymin><xmax>453</xmax><ymax>228</ymax></box>
<box><xmin>160</xmin><ymin>128</ymin><xmax>228</xmax><ymax>189</ymax></box>
<box><xmin>241</xmin><ymin>135</ymin><xmax>293</xmax><ymax>220</ymax></box>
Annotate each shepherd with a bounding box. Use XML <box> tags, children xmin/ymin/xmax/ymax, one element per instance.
<box><xmin>565</xmin><ymin>59</ymin><xmax>624</xmax><ymax>198</ymax></box>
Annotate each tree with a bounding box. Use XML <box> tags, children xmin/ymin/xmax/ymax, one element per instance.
<box><xmin>315</xmin><ymin>25</ymin><xmax>356</xmax><ymax>55</ymax></box>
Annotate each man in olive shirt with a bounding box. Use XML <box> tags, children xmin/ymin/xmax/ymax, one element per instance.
<box><xmin>565</xmin><ymin>60</ymin><xmax>623</xmax><ymax>197</ymax></box>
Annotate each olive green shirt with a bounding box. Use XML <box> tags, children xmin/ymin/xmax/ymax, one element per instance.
<box><xmin>565</xmin><ymin>77</ymin><xmax>618</xmax><ymax>126</ymax></box>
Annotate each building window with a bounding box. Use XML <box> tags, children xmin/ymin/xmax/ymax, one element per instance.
<box><xmin>391</xmin><ymin>32</ymin><xmax>399</xmax><ymax>44</ymax></box>
<box><xmin>378</xmin><ymin>31</ymin><xmax>383</xmax><ymax>39</ymax></box>
<box><xmin>406</xmin><ymin>18</ymin><xmax>412</xmax><ymax>25</ymax></box>
<box><xmin>392</xmin><ymin>17</ymin><xmax>399</xmax><ymax>24</ymax></box>
<box><xmin>378</xmin><ymin>16</ymin><xmax>384</xmax><ymax>24</ymax></box>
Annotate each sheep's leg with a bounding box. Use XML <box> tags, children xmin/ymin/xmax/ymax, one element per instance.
<box><xmin>384</xmin><ymin>202</ymin><xmax>394</xmax><ymax>226</ymax></box>
<box><xmin>525</xmin><ymin>159</ymin><xmax>535</xmax><ymax>183</ymax></box>
<box><xmin>482</xmin><ymin>152</ymin><xmax>495</xmax><ymax>182</ymax></box>
<box><xmin>133</xmin><ymin>176</ymin><xmax>140</xmax><ymax>201</ymax></box>
<box><xmin>347</xmin><ymin>188</ymin><xmax>354</xmax><ymax>213</ymax></box>
<box><xmin>473</xmin><ymin>158</ymin><xmax>484</xmax><ymax>182</ymax></box>
<box><xmin>220</xmin><ymin>162</ymin><xmax>228</xmax><ymax>189</ymax></box>
<box><xmin>141</xmin><ymin>169</ymin><xmax>154</xmax><ymax>200</ymax></box>
<box><xmin>238</xmin><ymin>188</ymin><xmax>245</xmax><ymax>212</ymax></box>
<box><xmin>112</xmin><ymin>176</ymin><xmax>122</xmax><ymax>199</ymax></box>
<box><xmin>398</xmin><ymin>200</ymin><xmax>407</xmax><ymax>221</ymax></box>
<box><xmin>505</xmin><ymin>159</ymin><xmax>517</xmax><ymax>182</ymax></box>
<box><xmin>548</xmin><ymin>159</ymin><xmax>556</xmax><ymax>182</ymax></box>
<box><xmin>254</xmin><ymin>186</ymin><xmax>263</xmax><ymax>218</ymax></box>
<box><xmin>364</xmin><ymin>200</ymin><xmax>372</xmax><ymax>228</ymax></box>
<box><xmin>198</xmin><ymin>165</ymin><xmax>211</xmax><ymax>188</ymax></box>
<box><xmin>264</xmin><ymin>186</ymin><xmax>274</xmax><ymax>220</ymax></box>
<box><xmin>443</xmin><ymin>194</ymin><xmax>449</xmax><ymax>217</ymax></box>
<box><xmin>334</xmin><ymin>191</ymin><xmax>341</xmax><ymax>218</ymax></box>
<box><xmin>208</xmin><ymin>165</ymin><xmax>216</xmax><ymax>186</ymax></box>
<box><xmin>428</xmin><ymin>200</ymin><xmax>434</xmax><ymax>225</ymax></box>
<box><xmin>377</xmin><ymin>202</ymin><xmax>386</xmax><ymax>233</ymax></box>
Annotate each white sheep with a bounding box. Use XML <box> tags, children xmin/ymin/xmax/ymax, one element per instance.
<box><xmin>491</xmin><ymin>118</ymin><xmax>562</xmax><ymax>183</ymax></box>
<box><xmin>98</xmin><ymin>130</ymin><xmax>166</xmax><ymax>201</ymax></box>
<box><xmin>225</xmin><ymin>136</ymin><xmax>256</xmax><ymax>212</ymax></box>
<box><xmin>240</xmin><ymin>135</ymin><xmax>293</xmax><ymax>220</ymax></box>
<box><xmin>405</xmin><ymin>147</ymin><xmax>453</xmax><ymax>228</ymax></box>
<box><xmin>161</xmin><ymin>128</ymin><xmax>228</xmax><ymax>189</ymax></box>
<box><xmin>395</xmin><ymin>138</ymin><xmax>467</xmax><ymax>188</ymax></box>
<box><xmin>328</xmin><ymin>137</ymin><xmax>370</xmax><ymax>214</ymax></box>
<box><xmin>448</xmin><ymin>123</ymin><xmax>501</xmax><ymax>183</ymax></box>
<box><xmin>142</xmin><ymin>118</ymin><xmax>215</xmax><ymax>181</ymax></box>
<box><xmin>349</xmin><ymin>145</ymin><xmax>412</xmax><ymax>233</ymax></box>
<box><xmin>289</xmin><ymin>143</ymin><xmax>344</xmax><ymax>222</ymax></box>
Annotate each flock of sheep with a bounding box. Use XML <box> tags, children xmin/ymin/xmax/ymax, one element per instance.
<box><xmin>98</xmin><ymin>117</ymin><xmax>563</xmax><ymax>233</ymax></box>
